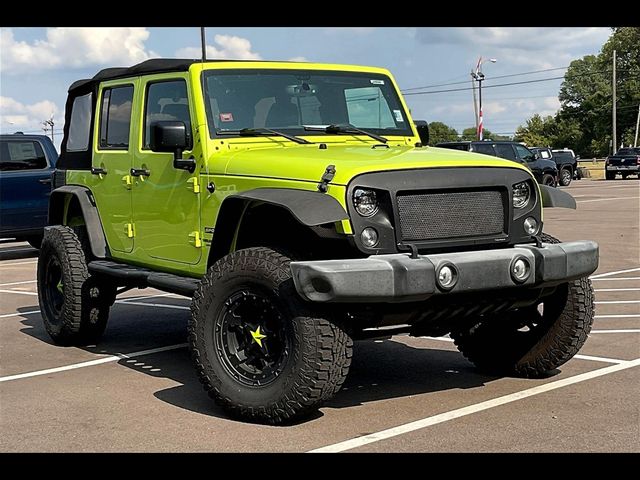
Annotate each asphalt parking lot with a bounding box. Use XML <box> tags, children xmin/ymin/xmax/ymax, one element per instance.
<box><xmin>0</xmin><ymin>179</ymin><xmax>638</xmax><ymax>452</ymax></box>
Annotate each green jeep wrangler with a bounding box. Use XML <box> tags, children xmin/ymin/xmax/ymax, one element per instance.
<box><xmin>39</xmin><ymin>59</ymin><xmax>599</xmax><ymax>424</ymax></box>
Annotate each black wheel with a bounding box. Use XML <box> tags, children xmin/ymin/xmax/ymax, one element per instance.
<box><xmin>37</xmin><ymin>226</ymin><xmax>112</xmax><ymax>346</ymax></box>
<box><xmin>189</xmin><ymin>247</ymin><xmax>352</xmax><ymax>424</ymax></box>
<box><xmin>574</xmin><ymin>167</ymin><xmax>583</xmax><ymax>180</ymax></box>
<box><xmin>451</xmin><ymin>233</ymin><xmax>595</xmax><ymax>378</ymax></box>
<box><xmin>26</xmin><ymin>235</ymin><xmax>43</xmax><ymax>249</ymax></box>
<box><xmin>605</xmin><ymin>171</ymin><xmax>616</xmax><ymax>180</ymax></box>
<box><xmin>541</xmin><ymin>173</ymin><xmax>556</xmax><ymax>187</ymax></box>
<box><xmin>622</xmin><ymin>173</ymin><xmax>629</xmax><ymax>179</ymax></box>
<box><xmin>559</xmin><ymin>167</ymin><xmax>572</xmax><ymax>186</ymax></box>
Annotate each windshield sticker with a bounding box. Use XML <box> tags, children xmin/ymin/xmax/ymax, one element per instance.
<box><xmin>219</xmin><ymin>112</ymin><xmax>234</xmax><ymax>122</ymax></box>
<box><xmin>393</xmin><ymin>109</ymin><xmax>404</xmax><ymax>122</ymax></box>
<box><xmin>370</xmin><ymin>79</ymin><xmax>385</xmax><ymax>85</ymax></box>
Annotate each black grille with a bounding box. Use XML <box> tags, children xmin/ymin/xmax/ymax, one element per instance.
<box><xmin>396</xmin><ymin>190</ymin><xmax>504</xmax><ymax>241</ymax></box>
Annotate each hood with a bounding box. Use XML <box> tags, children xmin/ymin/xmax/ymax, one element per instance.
<box><xmin>221</xmin><ymin>143</ymin><xmax>531</xmax><ymax>186</ymax></box>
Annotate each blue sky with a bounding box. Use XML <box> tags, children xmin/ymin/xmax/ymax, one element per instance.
<box><xmin>1</xmin><ymin>27</ymin><xmax>611</xmax><ymax>149</ymax></box>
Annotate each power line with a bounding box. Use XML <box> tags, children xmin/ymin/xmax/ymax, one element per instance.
<box><xmin>404</xmin><ymin>76</ymin><xmax>567</xmax><ymax>96</ymax></box>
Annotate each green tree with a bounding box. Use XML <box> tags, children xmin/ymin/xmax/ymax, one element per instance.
<box><xmin>461</xmin><ymin>127</ymin><xmax>509</xmax><ymax>141</ymax></box>
<box><xmin>427</xmin><ymin>121</ymin><xmax>459</xmax><ymax>145</ymax></box>
<box><xmin>514</xmin><ymin>114</ymin><xmax>554</xmax><ymax>146</ymax></box>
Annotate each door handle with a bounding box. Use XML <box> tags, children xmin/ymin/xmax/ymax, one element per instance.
<box><xmin>38</xmin><ymin>178</ymin><xmax>52</xmax><ymax>184</ymax></box>
<box><xmin>130</xmin><ymin>168</ymin><xmax>151</xmax><ymax>177</ymax></box>
<box><xmin>91</xmin><ymin>167</ymin><xmax>108</xmax><ymax>175</ymax></box>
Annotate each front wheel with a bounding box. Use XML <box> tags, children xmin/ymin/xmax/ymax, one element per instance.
<box><xmin>451</xmin><ymin>233</ymin><xmax>595</xmax><ymax>378</ymax></box>
<box><xmin>559</xmin><ymin>167</ymin><xmax>572</xmax><ymax>186</ymax></box>
<box><xmin>542</xmin><ymin>173</ymin><xmax>556</xmax><ymax>187</ymax></box>
<box><xmin>605</xmin><ymin>171</ymin><xmax>616</xmax><ymax>180</ymax></box>
<box><xmin>189</xmin><ymin>247</ymin><xmax>352</xmax><ymax>424</ymax></box>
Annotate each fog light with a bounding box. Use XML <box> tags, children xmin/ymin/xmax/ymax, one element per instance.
<box><xmin>436</xmin><ymin>264</ymin><xmax>458</xmax><ymax>290</ymax></box>
<box><xmin>361</xmin><ymin>227</ymin><xmax>379</xmax><ymax>247</ymax></box>
<box><xmin>511</xmin><ymin>257</ymin><xmax>531</xmax><ymax>283</ymax></box>
<box><xmin>523</xmin><ymin>217</ymin><xmax>539</xmax><ymax>235</ymax></box>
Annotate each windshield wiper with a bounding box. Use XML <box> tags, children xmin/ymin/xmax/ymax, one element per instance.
<box><xmin>303</xmin><ymin>124</ymin><xmax>388</xmax><ymax>144</ymax></box>
<box><xmin>216</xmin><ymin>127</ymin><xmax>312</xmax><ymax>144</ymax></box>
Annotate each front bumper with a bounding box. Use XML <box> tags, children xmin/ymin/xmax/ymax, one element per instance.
<box><xmin>291</xmin><ymin>240</ymin><xmax>599</xmax><ymax>303</ymax></box>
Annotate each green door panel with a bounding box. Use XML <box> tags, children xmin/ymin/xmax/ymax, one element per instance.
<box><xmin>132</xmin><ymin>75</ymin><xmax>202</xmax><ymax>265</ymax></box>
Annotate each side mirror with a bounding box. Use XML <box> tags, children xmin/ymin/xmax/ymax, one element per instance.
<box><xmin>413</xmin><ymin>120</ymin><xmax>429</xmax><ymax>146</ymax></box>
<box><xmin>150</xmin><ymin>121</ymin><xmax>196</xmax><ymax>173</ymax></box>
<box><xmin>576</xmin><ymin>155</ymin><xmax>580</xmax><ymax>160</ymax></box>
<box><xmin>534</xmin><ymin>152</ymin><xmax>540</xmax><ymax>160</ymax></box>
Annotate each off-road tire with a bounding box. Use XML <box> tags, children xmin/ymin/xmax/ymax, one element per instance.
<box><xmin>451</xmin><ymin>233</ymin><xmax>595</xmax><ymax>378</ymax></box>
<box><xmin>189</xmin><ymin>247</ymin><xmax>353</xmax><ymax>424</ymax></box>
<box><xmin>37</xmin><ymin>225</ymin><xmax>111</xmax><ymax>345</ymax></box>
<box><xmin>605</xmin><ymin>171</ymin><xmax>616</xmax><ymax>180</ymax></box>
<box><xmin>542</xmin><ymin>173</ymin><xmax>556</xmax><ymax>187</ymax></box>
<box><xmin>559</xmin><ymin>167</ymin><xmax>572</xmax><ymax>186</ymax></box>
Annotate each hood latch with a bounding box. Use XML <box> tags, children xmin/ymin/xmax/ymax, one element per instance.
<box><xmin>317</xmin><ymin>164</ymin><xmax>336</xmax><ymax>193</ymax></box>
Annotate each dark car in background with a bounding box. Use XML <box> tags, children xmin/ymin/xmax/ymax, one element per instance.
<box><xmin>529</xmin><ymin>147</ymin><xmax>580</xmax><ymax>186</ymax></box>
<box><xmin>436</xmin><ymin>140</ymin><xmax>558</xmax><ymax>186</ymax></box>
<box><xmin>0</xmin><ymin>133</ymin><xmax>58</xmax><ymax>248</ymax></box>
<box><xmin>605</xmin><ymin>147</ymin><xmax>640</xmax><ymax>180</ymax></box>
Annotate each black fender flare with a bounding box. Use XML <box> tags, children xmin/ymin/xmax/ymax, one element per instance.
<box><xmin>48</xmin><ymin>185</ymin><xmax>108</xmax><ymax>258</ymax></box>
<box><xmin>227</xmin><ymin>188</ymin><xmax>348</xmax><ymax>226</ymax></box>
<box><xmin>539</xmin><ymin>184</ymin><xmax>576</xmax><ymax>209</ymax></box>
<box><xmin>208</xmin><ymin>188</ymin><xmax>348</xmax><ymax>265</ymax></box>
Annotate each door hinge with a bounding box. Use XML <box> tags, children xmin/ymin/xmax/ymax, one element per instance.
<box><xmin>125</xmin><ymin>223</ymin><xmax>135</xmax><ymax>238</ymax></box>
<box><xmin>189</xmin><ymin>231</ymin><xmax>202</xmax><ymax>248</ymax></box>
<box><xmin>122</xmin><ymin>175</ymin><xmax>133</xmax><ymax>190</ymax></box>
<box><xmin>187</xmin><ymin>177</ymin><xmax>200</xmax><ymax>193</ymax></box>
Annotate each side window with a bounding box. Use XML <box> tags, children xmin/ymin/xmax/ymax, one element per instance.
<box><xmin>144</xmin><ymin>80</ymin><xmax>191</xmax><ymax>148</ymax></box>
<box><xmin>495</xmin><ymin>144</ymin><xmax>517</xmax><ymax>161</ymax></box>
<box><xmin>514</xmin><ymin>144</ymin><xmax>534</xmax><ymax>161</ymax></box>
<box><xmin>99</xmin><ymin>85</ymin><xmax>134</xmax><ymax>149</ymax></box>
<box><xmin>0</xmin><ymin>140</ymin><xmax>47</xmax><ymax>171</ymax></box>
<box><xmin>67</xmin><ymin>93</ymin><xmax>92</xmax><ymax>152</ymax></box>
<box><xmin>344</xmin><ymin>87</ymin><xmax>397</xmax><ymax>129</ymax></box>
<box><xmin>472</xmin><ymin>143</ymin><xmax>496</xmax><ymax>156</ymax></box>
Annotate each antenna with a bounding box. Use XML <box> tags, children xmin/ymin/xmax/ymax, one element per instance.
<box><xmin>200</xmin><ymin>27</ymin><xmax>206</xmax><ymax>62</ymax></box>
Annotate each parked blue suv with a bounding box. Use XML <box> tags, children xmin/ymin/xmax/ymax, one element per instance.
<box><xmin>0</xmin><ymin>133</ymin><xmax>58</xmax><ymax>248</ymax></box>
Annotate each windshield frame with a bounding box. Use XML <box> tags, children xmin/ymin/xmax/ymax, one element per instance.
<box><xmin>200</xmin><ymin>68</ymin><xmax>415</xmax><ymax>140</ymax></box>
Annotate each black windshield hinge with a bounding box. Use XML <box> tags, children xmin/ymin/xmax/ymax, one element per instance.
<box><xmin>317</xmin><ymin>164</ymin><xmax>336</xmax><ymax>193</ymax></box>
<box><xmin>397</xmin><ymin>242</ymin><xmax>420</xmax><ymax>259</ymax></box>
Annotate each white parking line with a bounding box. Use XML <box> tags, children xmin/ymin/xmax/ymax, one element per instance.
<box><xmin>0</xmin><ymin>260</ymin><xmax>37</xmax><ymax>266</ymax></box>
<box><xmin>0</xmin><ymin>289</ymin><xmax>38</xmax><ymax>296</ymax></box>
<box><xmin>0</xmin><ymin>343</ymin><xmax>188</xmax><ymax>383</ymax></box>
<box><xmin>0</xmin><ymin>310</ymin><xmax>40</xmax><ymax>319</ymax></box>
<box><xmin>574</xmin><ymin>354</ymin><xmax>628</xmax><ymax>364</ymax></box>
<box><xmin>0</xmin><ymin>248</ymin><xmax>36</xmax><ymax>254</ymax></box>
<box><xmin>591</xmin><ymin>277</ymin><xmax>640</xmax><ymax>281</ymax></box>
<box><xmin>590</xmin><ymin>329</ymin><xmax>640</xmax><ymax>334</ymax></box>
<box><xmin>594</xmin><ymin>300</ymin><xmax>640</xmax><ymax>304</ymax></box>
<box><xmin>595</xmin><ymin>314</ymin><xmax>640</xmax><ymax>319</ymax></box>
<box><xmin>117</xmin><ymin>301</ymin><xmax>190</xmax><ymax>310</ymax></box>
<box><xmin>591</xmin><ymin>267</ymin><xmax>640</xmax><ymax>279</ymax></box>
<box><xmin>308</xmin><ymin>358</ymin><xmax>640</xmax><ymax>453</ymax></box>
<box><xmin>578</xmin><ymin>196</ymin><xmax>640</xmax><ymax>204</ymax></box>
<box><xmin>595</xmin><ymin>288</ymin><xmax>640</xmax><ymax>292</ymax></box>
<box><xmin>0</xmin><ymin>280</ymin><xmax>36</xmax><ymax>287</ymax></box>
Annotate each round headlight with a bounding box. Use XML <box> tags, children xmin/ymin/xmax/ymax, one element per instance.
<box><xmin>512</xmin><ymin>182</ymin><xmax>531</xmax><ymax>209</ymax></box>
<box><xmin>523</xmin><ymin>216</ymin><xmax>539</xmax><ymax>235</ymax></box>
<box><xmin>361</xmin><ymin>227</ymin><xmax>379</xmax><ymax>247</ymax></box>
<box><xmin>353</xmin><ymin>188</ymin><xmax>379</xmax><ymax>217</ymax></box>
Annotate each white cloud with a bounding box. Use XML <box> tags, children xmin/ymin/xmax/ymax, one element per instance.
<box><xmin>0</xmin><ymin>96</ymin><xmax>60</xmax><ymax>133</ymax></box>
<box><xmin>1</xmin><ymin>28</ymin><xmax>154</xmax><ymax>73</ymax></box>
<box><xmin>416</xmin><ymin>27</ymin><xmax>610</xmax><ymax>68</ymax></box>
<box><xmin>175</xmin><ymin>34</ymin><xmax>261</xmax><ymax>60</ymax></box>
<box><xmin>288</xmin><ymin>56</ymin><xmax>307</xmax><ymax>62</ymax></box>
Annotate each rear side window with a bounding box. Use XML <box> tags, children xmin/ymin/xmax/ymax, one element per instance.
<box><xmin>0</xmin><ymin>140</ymin><xmax>47</xmax><ymax>171</ymax></box>
<box><xmin>67</xmin><ymin>93</ymin><xmax>92</xmax><ymax>152</ymax></box>
<box><xmin>472</xmin><ymin>143</ymin><xmax>496</xmax><ymax>156</ymax></box>
<box><xmin>144</xmin><ymin>80</ymin><xmax>191</xmax><ymax>149</ymax></box>
<box><xmin>514</xmin><ymin>144</ymin><xmax>533</xmax><ymax>160</ymax></box>
<box><xmin>99</xmin><ymin>85</ymin><xmax>134</xmax><ymax>149</ymax></box>
<box><xmin>495</xmin><ymin>144</ymin><xmax>517</xmax><ymax>161</ymax></box>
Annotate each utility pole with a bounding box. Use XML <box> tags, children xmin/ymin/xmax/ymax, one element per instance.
<box><xmin>612</xmin><ymin>49</ymin><xmax>617</xmax><ymax>154</ymax></box>
<box><xmin>634</xmin><ymin>104</ymin><xmax>639</xmax><ymax>148</ymax></box>
<box><xmin>200</xmin><ymin>27</ymin><xmax>207</xmax><ymax>62</ymax></box>
<box><xmin>471</xmin><ymin>71</ymin><xmax>479</xmax><ymax>136</ymax></box>
<box><xmin>43</xmin><ymin>117</ymin><xmax>54</xmax><ymax>143</ymax></box>
<box><xmin>471</xmin><ymin>57</ymin><xmax>496</xmax><ymax>141</ymax></box>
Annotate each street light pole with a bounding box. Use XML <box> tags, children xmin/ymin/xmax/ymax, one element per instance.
<box><xmin>471</xmin><ymin>57</ymin><xmax>496</xmax><ymax>141</ymax></box>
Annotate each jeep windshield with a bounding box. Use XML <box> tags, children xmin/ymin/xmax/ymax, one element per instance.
<box><xmin>202</xmin><ymin>69</ymin><xmax>413</xmax><ymax>139</ymax></box>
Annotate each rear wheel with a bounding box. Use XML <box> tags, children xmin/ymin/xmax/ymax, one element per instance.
<box><xmin>450</xmin><ymin>233</ymin><xmax>595</xmax><ymax>378</ymax></box>
<box><xmin>37</xmin><ymin>226</ymin><xmax>112</xmax><ymax>346</ymax></box>
<box><xmin>559</xmin><ymin>167</ymin><xmax>572</xmax><ymax>186</ymax></box>
<box><xmin>189</xmin><ymin>247</ymin><xmax>352</xmax><ymax>424</ymax></box>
